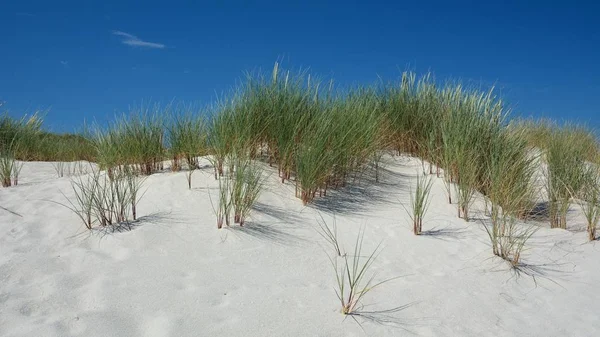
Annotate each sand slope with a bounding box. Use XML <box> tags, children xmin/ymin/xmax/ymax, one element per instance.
<box><xmin>1</xmin><ymin>156</ymin><xmax>598</xmax><ymax>336</ymax></box>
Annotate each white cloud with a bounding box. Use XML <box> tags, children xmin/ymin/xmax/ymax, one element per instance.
<box><xmin>60</xmin><ymin>61</ymin><xmax>69</xmax><ymax>67</ymax></box>
<box><xmin>112</xmin><ymin>30</ymin><xmax>165</xmax><ymax>49</ymax></box>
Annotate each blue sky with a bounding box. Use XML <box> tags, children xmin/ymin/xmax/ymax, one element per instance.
<box><xmin>1</xmin><ymin>1</ymin><xmax>599</xmax><ymax>132</ymax></box>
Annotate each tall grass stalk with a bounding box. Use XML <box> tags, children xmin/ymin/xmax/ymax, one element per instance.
<box><xmin>216</xmin><ymin>171</ymin><xmax>232</xmax><ymax>229</ymax></box>
<box><xmin>407</xmin><ymin>174</ymin><xmax>433</xmax><ymax>235</ymax></box>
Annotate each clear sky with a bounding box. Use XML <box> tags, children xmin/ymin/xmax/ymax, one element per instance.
<box><xmin>1</xmin><ymin>0</ymin><xmax>599</xmax><ymax>132</ymax></box>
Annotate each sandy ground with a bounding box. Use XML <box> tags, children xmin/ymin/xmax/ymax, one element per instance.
<box><xmin>1</xmin><ymin>156</ymin><xmax>599</xmax><ymax>337</ymax></box>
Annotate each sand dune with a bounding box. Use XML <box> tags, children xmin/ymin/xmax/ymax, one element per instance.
<box><xmin>1</xmin><ymin>155</ymin><xmax>598</xmax><ymax>336</ymax></box>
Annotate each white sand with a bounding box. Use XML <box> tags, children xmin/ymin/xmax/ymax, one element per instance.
<box><xmin>1</xmin><ymin>156</ymin><xmax>599</xmax><ymax>336</ymax></box>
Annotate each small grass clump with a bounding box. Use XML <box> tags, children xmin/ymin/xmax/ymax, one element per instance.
<box><xmin>578</xmin><ymin>164</ymin><xmax>600</xmax><ymax>241</ymax></box>
<box><xmin>406</xmin><ymin>174</ymin><xmax>433</xmax><ymax>235</ymax></box>
<box><xmin>328</xmin><ymin>226</ymin><xmax>397</xmax><ymax>316</ymax></box>
<box><xmin>0</xmin><ymin>150</ymin><xmax>16</xmax><ymax>187</ymax></box>
<box><xmin>1</xmin><ymin>111</ymin><xmax>43</xmax><ymax>186</ymax></box>
<box><xmin>295</xmin><ymin>88</ymin><xmax>382</xmax><ymax>204</ymax></box>
<box><xmin>214</xmin><ymin>156</ymin><xmax>263</xmax><ymax>228</ymax></box>
<box><xmin>544</xmin><ymin>124</ymin><xmax>596</xmax><ymax>229</ymax></box>
<box><xmin>231</xmin><ymin>159</ymin><xmax>263</xmax><ymax>226</ymax></box>
<box><xmin>0</xmin><ymin>143</ymin><xmax>26</xmax><ymax>187</ymax></box>
<box><xmin>64</xmin><ymin>165</ymin><xmax>146</xmax><ymax>230</ymax></box>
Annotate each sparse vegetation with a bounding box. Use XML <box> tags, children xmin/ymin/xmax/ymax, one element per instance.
<box><xmin>329</xmin><ymin>227</ymin><xmax>393</xmax><ymax>316</ymax></box>
<box><xmin>407</xmin><ymin>174</ymin><xmax>433</xmax><ymax>235</ymax></box>
<box><xmin>63</xmin><ymin>165</ymin><xmax>145</xmax><ymax>230</ymax></box>
<box><xmin>231</xmin><ymin>159</ymin><xmax>263</xmax><ymax>226</ymax></box>
<box><xmin>316</xmin><ymin>213</ymin><xmax>342</xmax><ymax>256</ymax></box>
<box><xmin>2</xmin><ymin>64</ymin><xmax>598</xmax><ymax>244</ymax></box>
<box><xmin>5</xmin><ymin>63</ymin><xmax>600</xmax><ymax>337</ymax></box>
<box><xmin>214</xmin><ymin>155</ymin><xmax>263</xmax><ymax>228</ymax></box>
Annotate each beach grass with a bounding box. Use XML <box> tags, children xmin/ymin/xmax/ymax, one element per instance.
<box><xmin>2</xmin><ymin>64</ymin><xmax>598</xmax><ymax>239</ymax></box>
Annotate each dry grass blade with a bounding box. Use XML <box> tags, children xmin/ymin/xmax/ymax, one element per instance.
<box><xmin>316</xmin><ymin>213</ymin><xmax>342</xmax><ymax>256</ymax></box>
<box><xmin>330</xmin><ymin>227</ymin><xmax>398</xmax><ymax>316</ymax></box>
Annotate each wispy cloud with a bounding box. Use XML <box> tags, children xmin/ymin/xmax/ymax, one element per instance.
<box><xmin>60</xmin><ymin>61</ymin><xmax>69</xmax><ymax>67</ymax></box>
<box><xmin>112</xmin><ymin>30</ymin><xmax>165</xmax><ymax>49</ymax></box>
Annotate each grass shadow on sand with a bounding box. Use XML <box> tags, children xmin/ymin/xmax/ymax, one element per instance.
<box><xmin>90</xmin><ymin>211</ymin><xmax>182</xmax><ymax>237</ymax></box>
<box><xmin>227</xmin><ymin>221</ymin><xmax>306</xmax><ymax>246</ymax></box>
<box><xmin>420</xmin><ymin>225</ymin><xmax>469</xmax><ymax>241</ymax></box>
<box><xmin>311</xmin><ymin>168</ymin><xmax>410</xmax><ymax>215</ymax></box>
<box><xmin>252</xmin><ymin>201</ymin><xmax>303</xmax><ymax>224</ymax></box>
<box><xmin>483</xmin><ymin>253</ymin><xmax>575</xmax><ymax>289</ymax></box>
<box><xmin>346</xmin><ymin>302</ymin><xmax>422</xmax><ymax>334</ymax></box>
<box><xmin>508</xmin><ymin>260</ymin><xmax>574</xmax><ymax>289</ymax></box>
<box><xmin>523</xmin><ymin>201</ymin><xmax>578</xmax><ymax>224</ymax></box>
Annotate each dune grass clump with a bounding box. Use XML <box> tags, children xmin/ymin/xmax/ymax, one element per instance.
<box><xmin>209</xmin><ymin>65</ymin><xmax>385</xmax><ymax>205</ymax></box>
<box><xmin>379</xmin><ymin>73</ymin><xmax>511</xmax><ymax>223</ymax></box>
<box><xmin>380</xmin><ymin>72</ymin><xmax>439</xmax><ymax>156</ymax></box>
<box><xmin>239</xmin><ymin>64</ymin><xmax>320</xmax><ymax>182</ymax></box>
<box><xmin>67</xmin><ymin>171</ymin><xmax>98</xmax><ymax>229</ymax></box>
<box><xmin>578</xmin><ymin>164</ymin><xmax>600</xmax><ymax>241</ymax></box>
<box><xmin>0</xmin><ymin>150</ymin><xmax>15</xmax><ymax>187</ymax></box>
<box><xmin>483</xmin><ymin>127</ymin><xmax>537</xmax><ymax>265</ymax></box>
<box><xmin>407</xmin><ymin>174</ymin><xmax>433</xmax><ymax>235</ymax></box>
<box><xmin>295</xmin><ymin>89</ymin><xmax>383</xmax><ymax>204</ymax></box>
<box><xmin>167</xmin><ymin>109</ymin><xmax>208</xmax><ymax>188</ymax></box>
<box><xmin>544</xmin><ymin>124</ymin><xmax>597</xmax><ymax>229</ymax></box>
<box><xmin>214</xmin><ymin>155</ymin><xmax>263</xmax><ymax>228</ymax></box>
<box><xmin>207</xmin><ymin>97</ymin><xmax>255</xmax><ymax>180</ymax></box>
<box><xmin>0</xmin><ymin>112</ymin><xmax>43</xmax><ymax>186</ymax></box>
<box><xmin>0</xmin><ymin>111</ymin><xmax>43</xmax><ymax>157</ymax></box>
<box><xmin>65</xmin><ymin>166</ymin><xmax>145</xmax><ymax>230</ymax></box>
<box><xmin>295</xmin><ymin>113</ymin><xmax>333</xmax><ymax>204</ymax></box>
<box><xmin>93</xmin><ymin>109</ymin><xmax>166</xmax><ymax>178</ymax></box>
<box><xmin>439</xmin><ymin>86</ymin><xmax>506</xmax><ymax>221</ymax></box>
<box><xmin>231</xmin><ymin>159</ymin><xmax>263</xmax><ymax>226</ymax></box>
<box><xmin>486</xmin><ymin>217</ymin><xmax>538</xmax><ymax>267</ymax></box>
<box><xmin>118</xmin><ymin>111</ymin><xmax>165</xmax><ymax>175</ymax></box>
<box><xmin>0</xmin><ymin>144</ymin><xmax>27</xmax><ymax>187</ymax></box>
